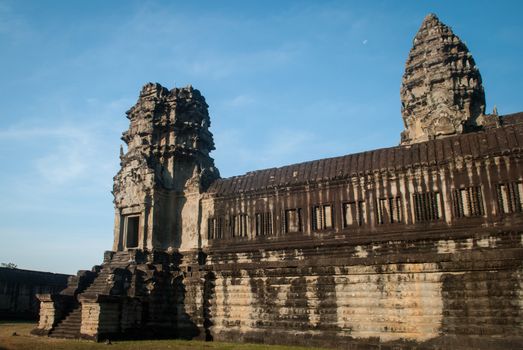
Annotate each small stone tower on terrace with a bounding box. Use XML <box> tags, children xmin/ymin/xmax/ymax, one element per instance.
<box><xmin>112</xmin><ymin>83</ymin><xmax>220</xmax><ymax>252</ymax></box>
<box><xmin>400</xmin><ymin>14</ymin><xmax>495</xmax><ymax>145</ymax></box>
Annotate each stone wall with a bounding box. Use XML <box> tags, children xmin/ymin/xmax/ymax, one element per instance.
<box><xmin>0</xmin><ymin>267</ymin><xmax>69</xmax><ymax>320</ymax></box>
<box><xmin>203</xmin><ymin>229</ymin><xmax>523</xmax><ymax>349</ymax></box>
<box><xmin>198</xmin><ymin>123</ymin><xmax>523</xmax><ymax>348</ymax></box>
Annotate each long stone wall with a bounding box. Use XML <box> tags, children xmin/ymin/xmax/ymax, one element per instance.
<box><xmin>197</xmin><ymin>131</ymin><xmax>523</xmax><ymax>348</ymax></box>
<box><xmin>0</xmin><ymin>267</ymin><xmax>70</xmax><ymax>320</ymax></box>
<box><xmin>203</xmin><ymin>124</ymin><xmax>523</xmax><ymax>248</ymax></box>
<box><xmin>29</xmin><ymin>231</ymin><xmax>523</xmax><ymax>348</ymax></box>
<box><xmin>203</xmin><ymin>228</ymin><xmax>523</xmax><ymax>349</ymax></box>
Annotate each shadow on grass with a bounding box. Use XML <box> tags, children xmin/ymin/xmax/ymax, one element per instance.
<box><xmin>0</xmin><ymin>320</ymin><xmax>35</xmax><ymax>324</ymax></box>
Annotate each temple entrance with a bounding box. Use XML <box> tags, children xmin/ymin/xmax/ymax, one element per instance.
<box><xmin>125</xmin><ymin>215</ymin><xmax>139</xmax><ymax>248</ymax></box>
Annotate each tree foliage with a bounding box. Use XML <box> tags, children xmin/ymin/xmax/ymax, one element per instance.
<box><xmin>1</xmin><ymin>262</ymin><xmax>17</xmax><ymax>269</ymax></box>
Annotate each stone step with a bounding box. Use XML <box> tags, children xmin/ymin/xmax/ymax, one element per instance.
<box><xmin>61</xmin><ymin>315</ymin><xmax>81</xmax><ymax>321</ymax></box>
<box><xmin>57</xmin><ymin>320</ymin><xmax>81</xmax><ymax>326</ymax></box>
<box><xmin>58</xmin><ymin>318</ymin><xmax>81</xmax><ymax>326</ymax></box>
<box><xmin>52</xmin><ymin>326</ymin><xmax>80</xmax><ymax>334</ymax></box>
<box><xmin>50</xmin><ymin>305</ymin><xmax>82</xmax><ymax>338</ymax></box>
<box><xmin>61</xmin><ymin>322</ymin><xmax>81</xmax><ymax>326</ymax></box>
<box><xmin>81</xmin><ymin>272</ymin><xmax>113</xmax><ymax>294</ymax></box>
<box><xmin>85</xmin><ymin>284</ymin><xmax>108</xmax><ymax>288</ymax></box>
<box><xmin>56</xmin><ymin>322</ymin><xmax>81</xmax><ymax>333</ymax></box>
<box><xmin>55</xmin><ymin>325</ymin><xmax>81</xmax><ymax>331</ymax></box>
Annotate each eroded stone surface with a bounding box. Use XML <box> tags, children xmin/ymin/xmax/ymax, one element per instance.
<box><xmin>400</xmin><ymin>14</ymin><xmax>490</xmax><ymax>145</ymax></box>
<box><xmin>112</xmin><ymin>83</ymin><xmax>219</xmax><ymax>252</ymax></box>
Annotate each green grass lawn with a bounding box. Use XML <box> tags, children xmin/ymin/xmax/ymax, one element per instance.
<box><xmin>0</xmin><ymin>322</ymin><xmax>324</xmax><ymax>350</ymax></box>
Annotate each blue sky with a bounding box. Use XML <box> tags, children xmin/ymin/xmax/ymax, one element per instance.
<box><xmin>1</xmin><ymin>0</ymin><xmax>522</xmax><ymax>274</ymax></box>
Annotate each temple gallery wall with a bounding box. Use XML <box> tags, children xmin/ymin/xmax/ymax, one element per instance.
<box><xmin>31</xmin><ymin>14</ymin><xmax>523</xmax><ymax>350</ymax></box>
<box><xmin>0</xmin><ymin>267</ymin><xmax>69</xmax><ymax>320</ymax></box>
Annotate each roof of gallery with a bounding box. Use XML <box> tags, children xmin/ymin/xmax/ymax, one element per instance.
<box><xmin>208</xmin><ymin>115</ymin><xmax>523</xmax><ymax>197</ymax></box>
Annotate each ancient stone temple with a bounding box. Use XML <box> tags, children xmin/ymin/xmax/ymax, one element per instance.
<box><xmin>33</xmin><ymin>14</ymin><xmax>523</xmax><ymax>349</ymax></box>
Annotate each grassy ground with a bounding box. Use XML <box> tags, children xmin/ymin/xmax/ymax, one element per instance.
<box><xmin>0</xmin><ymin>322</ymin><xmax>323</xmax><ymax>350</ymax></box>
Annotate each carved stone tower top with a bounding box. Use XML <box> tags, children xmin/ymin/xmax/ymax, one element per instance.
<box><xmin>114</xmin><ymin>83</ymin><xmax>219</xmax><ymax>207</ymax></box>
<box><xmin>400</xmin><ymin>14</ymin><xmax>487</xmax><ymax>145</ymax></box>
<box><xmin>112</xmin><ymin>83</ymin><xmax>220</xmax><ymax>252</ymax></box>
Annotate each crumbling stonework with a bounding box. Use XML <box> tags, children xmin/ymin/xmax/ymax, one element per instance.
<box><xmin>112</xmin><ymin>83</ymin><xmax>219</xmax><ymax>252</ymax></box>
<box><xmin>33</xmin><ymin>14</ymin><xmax>523</xmax><ymax>349</ymax></box>
<box><xmin>400</xmin><ymin>14</ymin><xmax>495</xmax><ymax>145</ymax></box>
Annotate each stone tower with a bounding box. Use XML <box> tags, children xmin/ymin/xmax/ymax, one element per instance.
<box><xmin>112</xmin><ymin>83</ymin><xmax>220</xmax><ymax>252</ymax></box>
<box><xmin>400</xmin><ymin>14</ymin><xmax>490</xmax><ymax>145</ymax></box>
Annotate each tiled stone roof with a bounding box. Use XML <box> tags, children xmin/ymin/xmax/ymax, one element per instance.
<box><xmin>208</xmin><ymin>122</ymin><xmax>523</xmax><ymax>196</ymax></box>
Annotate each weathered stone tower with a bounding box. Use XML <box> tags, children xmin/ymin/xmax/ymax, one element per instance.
<box><xmin>32</xmin><ymin>84</ymin><xmax>220</xmax><ymax>341</ymax></box>
<box><xmin>400</xmin><ymin>14</ymin><xmax>497</xmax><ymax>145</ymax></box>
<box><xmin>113</xmin><ymin>83</ymin><xmax>219</xmax><ymax>252</ymax></box>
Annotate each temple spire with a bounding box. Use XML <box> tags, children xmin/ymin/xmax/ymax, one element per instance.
<box><xmin>400</xmin><ymin>13</ymin><xmax>486</xmax><ymax>145</ymax></box>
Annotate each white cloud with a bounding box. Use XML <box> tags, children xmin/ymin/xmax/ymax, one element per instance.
<box><xmin>0</xmin><ymin>95</ymin><xmax>128</xmax><ymax>273</ymax></box>
<box><xmin>0</xmin><ymin>96</ymin><xmax>130</xmax><ymax>189</ymax></box>
<box><xmin>0</xmin><ymin>124</ymin><xmax>97</xmax><ymax>182</ymax></box>
<box><xmin>35</xmin><ymin>135</ymin><xmax>89</xmax><ymax>185</ymax></box>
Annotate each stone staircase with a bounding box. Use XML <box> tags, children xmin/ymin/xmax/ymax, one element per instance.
<box><xmin>48</xmin><ymin>251</ymin><xmax>134</xmax><ymax>339</ymax></box>
<box><xmin>49</xmin><ymin>305</ymin><xmax>82</xmax><ymax>339</ymax></box>
<box><xmin>81</xmin><ymin>269</ymin><xmax>112</xmax><ymax>295</ymax></box>
<box><xmin>108</xmin><ymin>251</ymin><xmax>133</xmax><ymax>267</ymax></box>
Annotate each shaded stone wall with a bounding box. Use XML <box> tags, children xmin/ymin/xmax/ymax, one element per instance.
<box><xmin>204</xmin><ymin>125</ymin><xmax>523</xmax><ymax>245</ymax></box>
<box><xmin>203</xmin><ymin>229</ymin><xmax>523</xmax><ymax>349</ymax></box>
<box><xmin>0</xmin><ymin>267</ymin><xmax>69</xmax><ymax>320</ymax></box>
<box><xmin>199</xmin><ymin>134</ymin><xmax>523</xmax><ymax>348</ymax></box>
